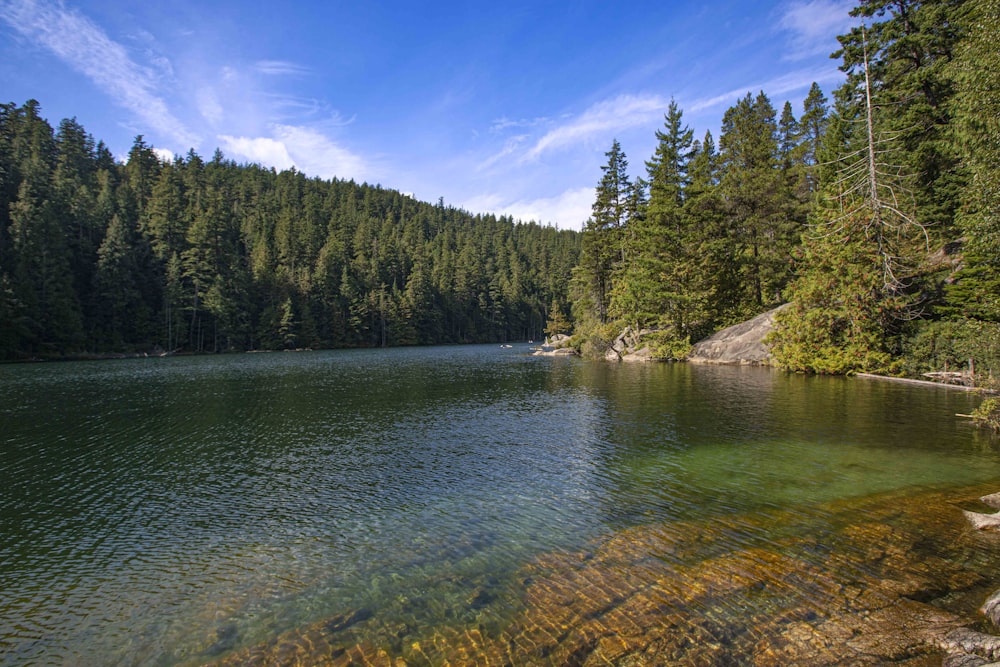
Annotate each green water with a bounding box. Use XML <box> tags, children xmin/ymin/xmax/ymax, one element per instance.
<box><xmin>0</xmin><ymin>345</ymin><xmax>997</xmax><ymax>665</ymax></box>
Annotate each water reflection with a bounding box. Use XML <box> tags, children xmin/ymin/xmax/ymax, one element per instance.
<box><xmin>0</xmin><ymin>347</ymin><xmax>997</xmax><ymax>665</ymax></box>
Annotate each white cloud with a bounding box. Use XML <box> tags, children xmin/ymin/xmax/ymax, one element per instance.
<box><xmin>196</xmin><ymin>88</ymin><xmax>224</xmax><ymax>125</ymax></box>
<box><xmin>273</xmin><ymin>124</ymin><xmax>368</xmax><ymax>181</ymax></box>
<box><xmin>523</xmin><ymin>94</ymin><xmax>667</xmax><ymax>162</ymax></box>
<box><xmin>461</xmin><ymin>187</ymin><xmax>594</xmax><ymax>230</ymax></box>
<box><xmin>687</xmin><ymin>66</ymin><xmax>845</xmax><ymax>114</ymax></box>
<box><xmin>0</xmin><ymin>0</ymin><xmax>197</xmax><ymax>148</ymax></box>
<box><xmin>153</xmin><ymin>147</ymin><xmax>176</xmax><ymax>162</ymax></box>
<box><xmin>218</xmin><ymin>124</ymin><xmax>368</xmax><ymax>181</ymax></box>
<box><xmin>478</xmin><ymin>134</ymin><xmax>529</xmax><ymax>172</ymax></box>
<box><xmin>490</xmin><ymin>115</ymin><xmax>549</xmax><ymax>134</ymax></box>
<box><xmin>255</xmin><ymin>60</ymin><xmax>311</xmax><ymax>76</ymax></box>
<box><xmin>218</xmin><ymin>134</ymin><xmax>295</xmax><ymax>171</ymax></box>
<box><xmin>779</xmin><ymin>0</ymin><xmax>856</xmax><ymax>59</ymax></box>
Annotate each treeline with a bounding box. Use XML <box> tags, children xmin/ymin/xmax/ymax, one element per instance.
<box><xmin>0</xmin><ymin>102</ymin><xmax>580</xmax><ymax>359</ymax></box>
<box><xmin>569</xmin><ymin>0</ymin><xmax>1000</xmax><ymax>377</ymax></box>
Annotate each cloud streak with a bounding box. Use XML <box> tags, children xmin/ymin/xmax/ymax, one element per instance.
<box><xmin>255</xmin><ymin>60</ymin><xmax>311</xmax><ymax>76</ymax></box>
<box><xmin>522</xmin><ymin>94</ymin><xmax>667</xmax><ymax>162</ymax></box>
<box><xmin>687</xmin><ymin>65</ymin><xmax>844</xmax><ymax>114</ymax></box>
<box><xmin>0</xmin><ymin>0</ymin><xmax>197</xmax><ymax>148</ymax></box>
<box><xmin>779</xmin><ymin>0</ymin><xmax>856</xmax><ymax>60</ymax></box>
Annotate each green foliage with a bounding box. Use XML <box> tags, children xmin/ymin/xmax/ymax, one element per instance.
<box><xmin>971</xmin><ymin>397</ymin><xmax>1000</xmax><ymax>432</ymax></box>
<box><xmin>543</xmin><ymin>298</ymin><xmax>572</xmax><ymax>338</ymax></box>
<box><xmin>947</xmin><ymin>0</ymin><xmax>1000</xmax><ymax>322</ymax></box>
<box><xmin>577</xmin><ymin>140</ymin><xmax>639</xmax><ymax>325</ymax></box>
<box><xmin>639</xmin><ymin>329</ymin><xmax>692</xmax><ymax>361</ymax></box>
<box><xmin>558</xmin><ymin>0</ymin><xmax>992</xmax><ymax>381</ymax></box>
<box><xmin>611</xmin><ymin>100</ymin><xmax>706</xmax><ymax>339</ymax></box>
<box><xmin>900</xmin><ymin>319</ymin><xmax>1000</xmax><ymax>383</ymax></box>
<box><xmin>835</xmin><ymin>0</ymin><xmax>967</xmax><ymax>243</ymax></box>
<box><xmin>577</xmin><ymin>320</ymin><xmax>624</xmax><ymax>360</ymax></box>
<box><xmin>0</xmin><ymin>100</ymin><xmax>581</xmax><ymax>359</ymax></box>
<box><xmin>768</xmin><ymin>220</ymin><xmax>900</xmax><ymax>375</ymax></box>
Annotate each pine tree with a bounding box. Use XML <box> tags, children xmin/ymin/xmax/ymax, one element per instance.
<box><xmin>6</xmin><ymin>103</ymin><xmax>83</xmax><ymax>355</ymax></box>
<box><xmin>719</xmin><ymin>92</ymin><xmax>793</xmax><ymax>315</ymax></box>
<box><xmin>611</xmin><ymin>101</ymin><xmax>700</xmax><ymax>342</ymax></box>
<box><xmin>945</xmin><ymin>0</ymin><xmax>1000</xmax><ymax>321</ymax></box>
<box><xmin>575</xmin><ymin>140</ymin><xmax>636</xmax><ymax>325</ymax></box>
<box><xmin>799</xmin><ymin>83</ymin><xmax>829</xmax><ymax>192</ymax></box>
<box><xmin>834</xmin><ymin>0</ymin><xmax>967</xmax><ymax>241</ymax></box>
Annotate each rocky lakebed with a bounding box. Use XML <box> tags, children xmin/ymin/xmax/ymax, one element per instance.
<box><xmin>206</xmin><ymin>482</ymin><xmax>1000</xmax><ymax>666</ymax></box>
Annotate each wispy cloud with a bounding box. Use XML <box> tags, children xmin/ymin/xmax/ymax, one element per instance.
<box><xmin>255</xmin><ymin>60</ymin><xmax>311</xmax><ymax>76</ymax></box>
<box><xmin>196</xmin><ymin>88</ymin><xmax>224</xmax><ymax>125</ymax></box>
<box><xmin>688</xmin><ymin>66</ymin><xmax>844</xmax><ymax>113</ymax></box>
<box><xmin>219</xmin><ymin>124</ymin><xmax>368</xmax><ymax>182</ymax></box>
<box><xmin>478</xmin><ymin>134</ymin><xmax>529</xmax><ymax>172</ymax></box>
<box><xmin>522</xmin><ymin>94</ymin><xmax>668</xmax><ymax>162</ymax></box>
<box><xmin>0</xmin><ymin>0</ymin><xmax>197</xmax><ymax>148</ymax></box>
<box><xmin>490</xmin><ymin>115</ymin><xmax>550</xmax><ymax>134</ymax></box>
<box><xmin>779</xmin><ymin>0</ymin><xmax>856</xmax><ymax>60</ymax></box>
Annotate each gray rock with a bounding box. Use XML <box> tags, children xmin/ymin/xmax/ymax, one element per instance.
<box><xmin>533</xmin><ymin>346</ymin><xmax>577</xmax><ymax>357</ymax></box>
<box><xmin>622</xmin><ymin>347</ymin><xmax>654</xmax><ymax>363</ymax></box>
<box><xmin>687</xmin><ymin>304</ymin><xmax>791</xmax><ymax>366</ymax></box>
<box><xmin>940</xmin><ymin>628</ymin><xmax>1000</xmax><ymax>663</ymax></box>
<box><xmin>963</xmin><ymin>509</ymin><xmax>1000</xmax><ymax>530</ymax></box>
<box><xmin>981</xmin><ymin>492</ymin><xmax>1000</xmax><ymax>509</ymax></box>
<box><xmin>983</xmin><ymin>588</ymin><xmax>1000</xmax><ymax>627</ymax></box>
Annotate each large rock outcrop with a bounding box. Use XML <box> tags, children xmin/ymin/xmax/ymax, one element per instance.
<box><xmin>687</xmin><ymin>304</ymin><xmax>790</xmax><ymax>366</ymax></box>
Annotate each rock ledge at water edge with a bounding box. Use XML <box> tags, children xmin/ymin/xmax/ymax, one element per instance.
<box><xmin>686</xmin><ymin>304</ymin><xmax>791</xmax><ymax>366</ymax></box>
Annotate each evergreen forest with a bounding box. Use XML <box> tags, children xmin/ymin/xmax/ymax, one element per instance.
<box><xmin>567</xmin><ymin>0</ymin><xmax>1000</xmax><ymax>381</ymax></box>
<box><xmin>2</xmin><ymin>0</ymin><xmax>997</xmax><ymax>382</ymax></box>
<box><xmin>0</xmin><ymin>104</ymin><xmax>580</xmax><ymax>359</ymax></box>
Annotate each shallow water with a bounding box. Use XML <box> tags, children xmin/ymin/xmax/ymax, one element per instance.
<box><xmin>1</xmin><ymin>345</ymin><xmax>998</xmax><ymax>665</ymax></box>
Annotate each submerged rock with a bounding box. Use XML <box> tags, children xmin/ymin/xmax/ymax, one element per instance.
<box><xmin>205</xmin><ymin>483</ymin><xmax>1000</xmax><ymax>666</ymax></box>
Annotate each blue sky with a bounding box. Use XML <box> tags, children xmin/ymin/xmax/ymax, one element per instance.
<box><xmin>0</xmin><ymin>0</ymin><xmax>857</xmax><ymax>229</ymax></box>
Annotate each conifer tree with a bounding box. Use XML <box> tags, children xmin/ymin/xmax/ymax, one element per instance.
<box><xmin>576</xmin><ymin>140</ymin><xmax>635</xmax><ymax>325</ymax></box>
<box><xmin>611</xmin><ymin>101</ymin><xmax>699</xmax><ymax>343</ymax></box>
<box><xmin>945</xmin><ymin>0</ymin><xmax>1000</xmax><ymax>322</ymax></box>
<box><xmin>799</xmin><ymin>83</ymin><xmax>829</xmax><ymax>192</ymax></box>
<box><xmin>719</xmin><ymin>91</ymin><xmax>792</xmax><ymax>315</ymax></box>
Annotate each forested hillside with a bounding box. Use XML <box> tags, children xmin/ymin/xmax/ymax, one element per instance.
<box><xmin>0</xmin><ymin>102</ymin><xmax>579</xmax><ymax>359</ymax></box>
<box><xmin>569</xmin><ymin>0</ymin><xmax>1000</xmax><ymax>378</ymax></box>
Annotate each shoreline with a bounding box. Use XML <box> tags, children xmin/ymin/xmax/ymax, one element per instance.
<box><xmin>855</xmin><ymin>372</ymin><xmax>994</xmax><ymax>393</ymax></box>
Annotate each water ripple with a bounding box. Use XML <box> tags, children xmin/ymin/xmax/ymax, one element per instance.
<box><xmin>1</xmin><ymin>347</ymin><xmax>997</xmax><ymax>665</ymax></box>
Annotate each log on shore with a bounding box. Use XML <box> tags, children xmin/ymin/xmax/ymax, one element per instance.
<box><xmin>854</xmin><ymin>372</ymin><xmax>985</xmax><ymax>392</ymax></box>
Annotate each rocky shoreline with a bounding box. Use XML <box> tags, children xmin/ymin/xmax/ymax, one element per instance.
<box><xmin>534</xmin><ymin>305</ymin><xmax>790</xmax><ymax>366</ymax></box>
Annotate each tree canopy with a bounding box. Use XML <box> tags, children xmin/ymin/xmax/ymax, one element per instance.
<box><xmin>0</xmin><ymin>103</ymin><xmax>579</xmax><ymax>359</ymax></box>
<box><xmin>567</xmin><ymin>0</ymin><xmax>998</xmax><ymax>378</ymax></box>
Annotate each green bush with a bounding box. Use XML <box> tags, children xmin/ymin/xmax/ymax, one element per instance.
<box><xmin>641</xmin><ymin>329</ymin><xmax>692</xmax><ymax>361</ymax></box>
<box><xmin>972</xmin><ymin>397</ymin><xmax>1000</xmax><ymax>432</ymax></box>
<box><xmin>901</xmin><ymin>319</ymin><xmax>1000</xmax><ymax>386</ymax></box>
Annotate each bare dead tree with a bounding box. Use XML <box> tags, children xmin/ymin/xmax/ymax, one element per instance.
<box><xmin>815</xmin><ymin>25</ymin><xmax>928</xmax><ymax>298</ymax></box>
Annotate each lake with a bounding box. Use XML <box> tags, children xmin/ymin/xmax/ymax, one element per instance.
<box><xmin>2</xmin><ymin>345</ymin><xmax>1000</xmax><ymax>665</ymax></box>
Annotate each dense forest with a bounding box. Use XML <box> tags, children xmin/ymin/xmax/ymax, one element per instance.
<box><xmin>2</xmin><ymin>0</ymin><xmax>997</xmax><ymax>380</ymax></box>
<box><xmin>568</xmin><ymin>0</ymin><xmax>1000</xmax><ymax>380</ymax></box>
<box><xmin>0</xmin><ymin>103</ymin><xmax>580</xmax><ymax>359</ymax></box>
